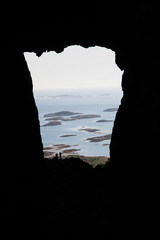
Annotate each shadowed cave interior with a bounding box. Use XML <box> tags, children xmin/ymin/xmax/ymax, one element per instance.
<box><xmin>1</xmin><ymin>1</ymin><xmax>160</xmax><ymax>239</ymax></box>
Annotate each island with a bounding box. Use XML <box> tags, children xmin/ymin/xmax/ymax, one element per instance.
<box><xmin>79</xmin><ymin>128</ymin><xmax>100</xmax><ymax>133</ymax></box>
<box><xmin>64</xmin><ymin>114</ymin><xmax>101</xmax><ymax>121</ymax></box>
<box><xmin>43</xmin><ymin>113</ymin><xmax>101</xmax><ymax>124</ymax></box>
<box><xmin>62</xmin><ymin>149</ymin><xmax>80</xmax><ymax>154</ymax></box>
<box><xmin>44</xmin><ymin>144</ymin><xmax>78</xmax><ymax>151</ymax></box>
<box><xmin>102</xmin><ymin>143</ymin><xmax>109</xmax><ymax>146</ymax></box>
<box><xmin>42</xmin><ymin>121</ymin><xmax>62</xmax><ymax>127</ymax></box>
<box><xmin>43</xmin><ymin>144</ymin><xmax>80</xmax><ymax>157</ymax></box>
<box><xmin>59</xmin><ymin>134</ymin><xmax>77</xmax><ymax>137</ymax></box>
<box><xmin>103</xmin><ymin>108</ymin><xmax>118</xmax><ymax>112</ymax></box>
<box><xmin>45</xmin><ymin>117</ymin><xmax>66</xmax><ymax>121</ymax></box>
<box><xmin>43</xmin><ymin>111</ymin><xmax>82</xmax><ymax>118</ymax></box>
<box><xmin>54</xmin><ymin>94</ymin><xmax>81</xmax><ymax>98</ymax></box>
<box><xmin>85</xmin><ymin>134</ymin><xmax>112</xmax><ymax>142</ymax></box>
<box><xmin>96</xmin><ymin>120</ymin><xmax>113</xmax><ymax>123</ymax></box>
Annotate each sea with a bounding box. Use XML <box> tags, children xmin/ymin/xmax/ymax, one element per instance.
<box><xmin>33</xmin><ymin>88</ymin><xmax>123</xmax><ymax>157</ymax></box>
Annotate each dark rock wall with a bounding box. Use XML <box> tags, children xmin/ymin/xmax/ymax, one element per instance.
<box><xmin>2</xmin><ymin>48</ymin><xmax>43</xmax><ymax>176</ymax></box>
<box><xmin>2</xmin><ymin>0</ymin><xmax>158</xmax><ymax>173</ymax></box>
<box><xmin>1</xmin><ymin>1</ymin><xmax>160</xmax><ymax>237</ymax></box>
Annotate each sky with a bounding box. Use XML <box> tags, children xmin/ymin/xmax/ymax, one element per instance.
<box><xmin>24</xmin><ymin>46</ymin><xmax>123</xmax><ymax>90</ymax></box>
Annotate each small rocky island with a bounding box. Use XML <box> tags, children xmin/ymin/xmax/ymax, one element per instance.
<box><xmin>43</xmin><ymin>111</ymin><xmax>82</xmax><ymax>118</ymax></box>
<box><xmin>103</xmin><ymin>108</ymin><xmax>118</xmax><ymax>112</ymax></box>
<box><xmin>43</xmin><ymin>144</ymin><xmax>80</xmax><ymax>157</ymax></box>
<box><xmin>45</xmin><ymin>117</ymin><xmax>66</xmax><ymax>121</ymax></box>
<box><xmin>79</xmin><ymin>128</ymin><xmax>100</xmax><ymax>133</ymax></box>
<box><xmin>44</xmin><ymin>115</ymin><xmax>101</xmax><ymax>122</ymax></box>
<box><xmin>96</xmin><ymin>120</ymin><xmax>113</xmax><ymax>123</ymax></box>
<box><xmin>42</xmin><ymin>111</ymin><xmax>101</xmax><ymax>127</ymax></box>
<box><xmin>59</xmin><ymin>134</ymin><xmax>77</xmax><ymax>137</ymax></box>
<box><xmin>85</xmin><ymin>134</ymin><xmax>112</xmax><ymax>142</ymax></box>
<box><xmin>68</xmin><ymin>114</ymin><xmax>101</xmax><ymax>120</ymax></box>
<box><xmin>42</xmin><ymin>121</ymin><xmax>62</xmax><ymax>127</ymax></box>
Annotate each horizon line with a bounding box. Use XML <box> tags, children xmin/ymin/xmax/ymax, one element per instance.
<box><xmin>33</xmin><ymin>86</ymin><xmax>122</xmax><ymax>91</ymax></box>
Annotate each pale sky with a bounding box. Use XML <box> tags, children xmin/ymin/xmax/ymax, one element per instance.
<box><xmin>24</xmin><ymin>46</ymin><xmax>123</xmax><ymax>90</ymax></box>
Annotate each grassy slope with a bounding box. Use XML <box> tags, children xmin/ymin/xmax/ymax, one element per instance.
<box><xmin>63</xmin><ymin>155</ymin><xmax>110</xmax><ymax>168</ymax></box>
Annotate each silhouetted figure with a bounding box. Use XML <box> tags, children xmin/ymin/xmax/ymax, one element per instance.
<box><xmin>55</xmin><ymin>153</ymin><xmax>58</xmax><ymax>160</ymax></box>
<box><xmin>59</xmin><ymin>152</ymin><xmax>62</xmax><ymax>160</ymax></box>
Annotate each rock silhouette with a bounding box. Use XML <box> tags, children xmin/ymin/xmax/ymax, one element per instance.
<box><xmin>1</xmin><ymin>1</ymin><xmax>159</xmax><ymax>239</ymax></box>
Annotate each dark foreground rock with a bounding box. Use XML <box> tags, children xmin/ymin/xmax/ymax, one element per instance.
<box><xmin>42</xmin><ymin>157</ymin><xmax>111</xmax><ymax>239</ymax></box>
<box><xmin>4</xmin><ymin>156</ymin><xmax>111</xmax><ymax>240</ymax></box>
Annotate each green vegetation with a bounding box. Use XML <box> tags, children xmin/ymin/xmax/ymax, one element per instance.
<box><xmin>63</xmin><ymin>155</ymin><xmax>110</xmax><ymax>168</ymax></box>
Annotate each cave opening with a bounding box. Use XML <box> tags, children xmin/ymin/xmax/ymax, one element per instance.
<box><xmin>24</xmin><ymin>46</ymin><xmax>123</xmax><ymax>165</ymax></box>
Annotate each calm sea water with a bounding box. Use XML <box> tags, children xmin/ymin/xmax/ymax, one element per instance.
<box><xmin>33</xmin><ymin>88</ymin><xmax>123</xmax><ymax>157</ymax></box>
